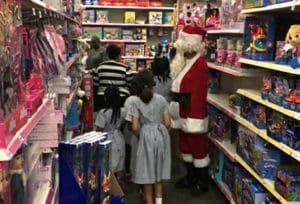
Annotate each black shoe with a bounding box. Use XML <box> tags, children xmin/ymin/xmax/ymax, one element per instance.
<box><xmin>190</xmin><ymin>182</ymin><xmax>209</xmax><ymax>196</ymax></box>
<box><xmin>174</xmin><ymin>176</ymin><xmax>193</xmax><ymax>189</ymax></box>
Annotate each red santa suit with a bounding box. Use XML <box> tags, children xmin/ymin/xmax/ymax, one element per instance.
<box><xmin>170</xmin><ymin>25</ymin><xmax>209</xmax><ymax>168</ymax></box>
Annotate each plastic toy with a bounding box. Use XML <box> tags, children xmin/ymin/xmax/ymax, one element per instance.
<box><xmin>285</xmin><ymin>25</ymin><xmax>300</xmax><ymax>68</ymax></box>
<box><xmin>226</xmin><ymin>39</ymin><xmax>236</xmax><ymax>66</ymax></box>
<box><xmin>243</xmin><ymin>16</ymin><xmax>275</xmax><ymax>61</ymax></box>
<box><xmin>216</xmin><ymin>37</ymin><xmax>227</xmax><ymax>63</ymax></box>
<box><xmin>234</xmin><ymin>39</ymin><xmax>243</xmax><ymax>67</ymax></box>
<box><xmin>275</xmin><ymin>41</ymin><xmax>289</xmax><ymax>65</ymax></box>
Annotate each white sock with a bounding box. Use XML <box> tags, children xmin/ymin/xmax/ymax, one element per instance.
<box><xmin>155</xmin><ymin>197</ymin><xmax>162</xmax><ymax>204</ymax></box>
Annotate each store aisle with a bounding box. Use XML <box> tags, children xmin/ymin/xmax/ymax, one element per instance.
<box><xmin>120</xmin><ymin>160</ymin><xmax>228</xmax><ymax>204</ymax></box>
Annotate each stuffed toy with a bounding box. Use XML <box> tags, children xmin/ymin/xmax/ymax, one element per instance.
<box><xmin>285</xmin><ymin>24</ymin><xmax>300</xmax><ymax>68</ymax></box>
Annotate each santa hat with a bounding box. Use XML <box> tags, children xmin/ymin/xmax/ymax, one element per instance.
<box><xmin>174</xmin><ymin>25</ymin><xmax>206</xmax><ymax>53</ymax></box>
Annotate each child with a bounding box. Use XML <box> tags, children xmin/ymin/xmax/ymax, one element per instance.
<box><xmin>151</xmin><ymin>57</ymin><xmax>172</xmax><ymax>102</ymax></box>
<box><xmin>127</xmin><ymin>69</ymin><xmax>171</xmax><ymax>204</ymax></box>
<box><xmin>95</xmin><ymin>85</ymin><xmax>126</xmax><ymax>174</ymax></box>
<box><xmin>123</xmin><ymin>77</ymin><xmax>139</xmax><ymax>179</ymax></box>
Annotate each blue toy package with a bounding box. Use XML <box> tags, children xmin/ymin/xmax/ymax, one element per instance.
<box><xmin>242</xmin><ymin>181</ymin><xmax>267</xmax><ymax>204</ymax></box>
<box><xmin>234</xmin><ymin>170</ymin><xmax>252</xmax><ymax>204</ymax></box>
<box><xmin>275</xmin><ymin>179</ymin><xmax>300</xmax><ymax>202</ymax></box>
<box><xmin>208</xmin><ymin>69</ymin><xmax>221</xmax><ymax>94</ymax></box>
<box><xmin>284</xmin><ymin>127</ymin><xmax>300</xmax><ymax>151</ymax></box>
<box><xmin>243</xmin><ymin>16</ymin><xmax>275</xmax><ymax>61</ymax></box>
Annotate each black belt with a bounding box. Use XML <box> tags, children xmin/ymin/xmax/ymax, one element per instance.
<box><xmin>171</xmin><ymin>92</ymin><xmax>191</xmax><ymax>109</ymax></box>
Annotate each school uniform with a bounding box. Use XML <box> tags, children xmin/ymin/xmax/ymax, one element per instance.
<box><xmin>95</xmin><ymin>108</ymin><xmax>126</xmax><ymax>173</ymax></box>
<box><xmin>153</xmin><ymin>76</ymin><xmax>172</xmax><ymax>102</ymax></box>
<box><xmin>127</xmin><ymin>93</ymin><xmax>171</xmax><ymax>184</ymax></box>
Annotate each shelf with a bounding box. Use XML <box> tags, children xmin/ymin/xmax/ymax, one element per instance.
<box><xmin>237</xmin><ymin>89</ymin><xmax>300</xmax><ymax>120</ymax></box>
<box><xmin>207</xmin><ymin>29</ymin><xmax>243</xmax><ymax>34</ymax></box>
<box><xmin>0</xmin><ymin>99</ymin><xmax>51</xmax><ymax>161</ymax></box>
<box><xmin>82</xmin><ymin>22</ymin><xmax>174</xmax><ymax>27</ymax></box>
<box><xmin>101</xmin><ymin>39</ymin><xmax>147</xmax><ymax>43</ymax></box>
<box><xmin>210</xmin><ymin>172</ymin><xmax>236</xmax><ymax>204</ymax></box>
<box><xmin>65</xmin><ymin>54</ymin><xmax>80</xmax><ymax>70</ymax></box>
<box><xmin>207</xmin><ymin>93</ymin><xmax>300</xmax><ymax>162</ymax></box>
<box><xmin>242</xmin><ymin>1</ymin><xmax>300</xmax><ymax>14</ymax></box>
<box><xmin>82</xmin><ymin>5</ymin><xmax>174</xmax><ymax>10</ymax></box>
<box><xmin>208</xmin><ymin>135</ymin><xmax>236</xmax><ymax>162</ymax></box>
<box><xmin>122</xmin><ymin>56</ymin><xmax>154</xmax><ymax>60</ymax></box>
<box><xmin>235</xmin><ymin>155</ymin><xmax>290</xmax><ymax>204</ymax></box>
<box><xmin>207</xmin><ymin>62</ymin><xmax>268</xmax><ymax>77</ymax></box>
<box><xmin>28</xmin><ymin>0</ymin><xmax>79</xmax><ymax>24</ymax></box>
<box><xmin>239</xmin><ymin>58</ymin><xmax>300</xmax><ymax>75</ymax></box>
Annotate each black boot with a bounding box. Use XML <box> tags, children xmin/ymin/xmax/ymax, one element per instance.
<box><xmin>174</xmin><ymin>162</ymin><xmax>196</xmax><ymax>189</ymax></box>
<box><xmin>191</xmin><ymin>167</ymin><xmax>209</xmax><ymax>195</ymax></box>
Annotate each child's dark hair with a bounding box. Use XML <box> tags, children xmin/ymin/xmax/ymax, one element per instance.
<box><xmin>106</xmin><ymin>44</ymin><xmax>121</xmax><ymax>60</ymax></box>
<box><xmin>129</xmin><ymin>76</ymin><xmax>139</xmax><ymax>96</ymax></box>
<box><xmin>151</xmin><ymin>57</ymin><xmax>170</xmax><ymax>83</ymax></box>
<box><xmin>104</xmin><ymin>85</ymin><xmax>121</xmax><ymax>124</ymax></box>
<box><xmin>135</xmin><ymin>69</ymin><xmax>154</xmax><ymax>104</ymax></box>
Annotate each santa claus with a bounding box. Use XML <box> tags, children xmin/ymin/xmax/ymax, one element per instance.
<box><xmin>170</xmin><ymin>25</ymin><xmax>209</xmax><ymax>195</ymax></box>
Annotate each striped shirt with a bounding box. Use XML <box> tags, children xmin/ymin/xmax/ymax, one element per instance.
<box><xmin>94</xmin><ymin>60</ymin><xmax>134</xmax><ymax>97</ymax></box>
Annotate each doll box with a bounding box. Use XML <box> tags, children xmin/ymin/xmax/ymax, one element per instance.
<box><xmin>245</xmin><ymin>0</ymin><xmax>269</xmax><ymax>8</ymax></box>
<box><xmin>276</xmin><ymin>166</ymin><xmax>300</xmax><ymax>186</ymax></box>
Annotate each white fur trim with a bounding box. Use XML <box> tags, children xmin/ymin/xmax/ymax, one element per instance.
<box><xmin>193</xmin><ymin>154</ymin><xmax>210</xmax><ymax>168</ymax></box>
<box><xmin>182</xmin><ymin>117</ymin><xmax>208</xmax><ymax>134</ymax></box>
<box><xmin>171</xmin><ymin>53</ymin><xmax>201</xmax><ymax>92</ymax></box>
<box><xmin>169</xmin><ymin>101</ymin><xmax>180</xmax><ymax>119</ymax></box>
<box><xmin>179</xmin><ymin>31</ymin><xmax>203</xmax><ymax>43</ymax></box>
<box><xmin>171</xmin><ymin>119</ymin><xmax>182</xmax><ymax>129</ymax></box>
<box><xmin>182</xmin><ymin>153</ymin><xmax>193</xmax><ymax>162</ymax></box>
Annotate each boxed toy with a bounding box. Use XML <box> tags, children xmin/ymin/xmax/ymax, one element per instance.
<box><xmin>235</xmin><ymin>176</ymin><xmax>254</xmax><ymax>204</ymax></box>
<box><xmin>82</xmin><ymin>10</ymin><xmax>95</xmax><ymax>23</ymax></box>
<box><xmin>96</xmin><ymin>10</ymin><xmax>109</xmax><ymax>24</ymax></box>
<box><xmin>275</xmin><ymin>41</ymin><xmax>289</xmax><ymax>65</ymax></box>
<box><xmin>162</xmin><ymin>11</ymin><xmax>174</xmax><ymax>25</ymax></box>
<box><xmin>208</xmin><ymin>144</ymin><xmax>224</xmax><ymax>181</ymax></box>
<box><xmin>102</xmin><ymin>27</ymin><xmax>122</xmax><ymax>40</ymax></box>
<box><xmin>208</xmin><ymin>69</ymin><xmax>221</xmax><ymax>93</ymax></box>
<box><xmin>266</xmin><ymin>109</ymin><xmax>288</xmax><ymax>142</ymax></box>
<box><xmin>0</xmin><ymin>162</ymin><xmax>10</xmax><ymax>204</ymax></box>
<box><xmin>223</xmin><ymin>158</ymin><xmax>236</xmax><ymax>192</ymax></box>
<box><xmin>148</xmin><ymin>11</ymin><xmax>162</xmax><ymax>24</ymax></box>
<box><xmin>243</xmin><ymin>16</ymin><xmax>275</xmax><ymax>61</ymax></box>
<box><xmin>125</xmin><ymin>44</ymin><xmax>145</xmax><ymax>56</ymax></box>
<box><xmin>245</xmin><ymin>0</ymin><xmax>269</xmax><ymax>8</ymax></box>
<box><xmin>242</xmin><ymin>181</ymin><xmax>267</xmax><ymax>204</ymax></box>
<box><xmin>205</xmin><ymin>8</ymin><xmax>220</xmax><ymax>29</ymax></box>
<box><xmin>261</xmin><ymin>75</ymin><xmax>272</xmax><ymax>100</ymax></box>
<box><xmin>82</xmin><ymin>27</ymin><xmax>102</xmax><ymax>40</ymax></box>
<box><xmin>269</xmin><ymin>76</ymin><xmax>292</xmax><ymax>106</ymax></box>
<box><xmin>275</xmin><ymin>177</ymin><xmax>300</xmax><ymax>202</ymax></box>
<box><xmin>237</xmin><ymin>125</ymin><xmax>257</xmax><ymax>166</ymax></box>
<box><xmin>124</xmin><ymin>11</ymin><xmax>136</xmax><ymax>24</ymax></box>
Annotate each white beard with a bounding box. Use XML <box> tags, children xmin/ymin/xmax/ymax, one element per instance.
<box><xmin>170</xmin><ymin>51</ymin><xmax>186</xmax><ymax>80</ymax></box>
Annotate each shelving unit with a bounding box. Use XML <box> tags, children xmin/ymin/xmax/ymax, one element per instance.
<box><xmin>239</xmin><ymin>58</ymin><xmax>300</xmax><ymax>75</ymax></box>
<box><xmin>82</xmin><ymin>22</ymin><xmax>174</xmax><ymax>27</ymax></box>
<box><xmin>205</xmin><ymin>2</ymin><xmax>300</xmax><ymax>203</ymax></box>
<box><xmin>207</xmin><ymin>62</ymin><xmax>267</xmax><ymax>77</ymax></box>
<box><xmin>82</xmin><ymin>5</ymin><xmax>174</xmax><ymax>11</ymax></box>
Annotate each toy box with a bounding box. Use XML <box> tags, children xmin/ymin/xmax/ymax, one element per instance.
<box><xmin>220</xmin><ymin>0</ymin><xmax>245</xmax><ymax>30</ymax></box>
<box><xmin>82</xmin><ymin>10</ymin><xmax>95</xmax><ymax>23</ymax></box>
<box><xmin>208</xmin><ymin>144</ymin><xmax>224</xmax><ymax>181</ymax></box>
<box><xmin>240</xmin><ymin>95</ymin><xmax>253</xmax><ymax>120</ymax></box>
<box><xmin>245</xmin><ymin>0</ymin><xmax>270</xmax><ymax>8</ymax></box>
<box><xmin>235</xmin><ymin>175</ymin><xmax>254</xmax><ymax>204</ymax></box>
<box><xmin>208</xmin><ymin>69</ymin><xmax>221</xmax><ymax>93</ymax></box>
<box><xmin>125</xmin><ymin>44</ymin><xmax>145</xmax><ymax>57</ymax></box>
<box><xmin>237</xmin><ymin>125</ymin><xmax>257</xmax><ymax>166</ymax></box>
<box><xmin>275</xmin><ymin>179</ymin><xmax>300</xmax><ymax>202</ymax></box>
<box><xmin>223</xmin><ymin>158</ymin><xmax>236</xmax><ymax>192</ymax></box>
<box><xmin>149</xmin><ymin>11</ymin><xmax>162</xmax><ymax>25</ymax></box>
<box><xmin>102</xmin><ymin>27</ymin><xmax>122</xmax><ymax>40</ymax></box>
<box><xmin>243</xmin><ymin>16</ymin><xmax>275</xmax><ymax>61</ymax></box>
<box><xmin>162</xmin><ymin>11</ymin><xmax>174</xmax><ymax>25</ymax></box>
<box><xmin>261</xmin><ymin>75</ymin><xmax>272</xmax><ymax>100</ymax></box>
<box><xmin>96</xmin><ymin>10</ymin><xmax>109</xmax><ymax>24</ymax></box>
<box><xmin>83</xmin><ymin>27</ymin><xmax>102</xmax><ymax>39</ymax></box>
<box><xmin>205</xmin><ymin>8</ymin><xmax>220</xmax><ymax>29</ymax></box>
<box><xmin>249</xmin><ymin>103</ymin><xmax>267</xmax><ymax>129</ymax></box>
<box><xmin>269</xmin><ymin>76</ymin><xmax>291</xmax><ymax>106</ymax></box>
<box><xmin>124</xmin><ymin>11</ymin><xmax>136</xmax><ymax>24</ymax></box>
<box><xmin>242</xmin><ymin>181</ymin><xmax>267</xmax><ymax>204</ymax></box>
<box><xmin>266</xmin><ymin>109</ymin><xmax>288</xmax><ymax>142</ymax></box>
<box><xmin>216</xmin><ymin>37</ymin><xmax>227</xmax><ymax>64</ymax></box>
<box><xmin>275</xmin><ymin>41</ymin><xmax>290</xmax><ymax>65</ymax></box>
<box><xmin>206</xmin><ymin>39</ymin><xmax>217</xmax><ymax>62</ymax></box>
<box><xmin>284</xmin><ymin>127</ymin><xmax>300</xmax><ymax>151</ymax></box>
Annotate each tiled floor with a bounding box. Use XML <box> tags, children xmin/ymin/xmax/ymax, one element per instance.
<box><xmin>120</xmin><ymin>160</ymin><xmax>228</xmax><ymax>204</ymax></box>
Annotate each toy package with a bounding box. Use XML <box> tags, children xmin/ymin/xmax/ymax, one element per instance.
<box><xmin>245</xmin><ymin>0</ymin><xmax>269</xmax><ymax>8</ymax></box>
<box><xmin>149</xmin><ymin>11</ymin><xmax>162</xmax><ymax>25</ymax></box>
<box><xmin>205</xmin><ymin>8</ymin><xmax>220</xmax><ymax>29</ymax></box>
<box><xmin>242</xmin><ymin>181</ymin><xmax>267</xmax><ymax>204</ymax></box>
<box><xmin>234</xmin><ymin>170</ymin><xmax>252</xmax><ymax>204</ymax></box>
<box><xmin>229</xmin><ymin>93</ymin><xmax>242</xmax><ymax>114</ymax></box>
<box><xmin>96</xmin><ymin>10</ymin><xmax>109</xmax><ymax>24</ymax></box>
<box><xmin>208</xmin><ymin>69</ymin><xmax>221</xmax><ymax>93</ymax></box>
<box><xmin>102</xmin><ymin>27</ymin><xmax>122</xmax><ymax>40</ymax></box>
<box><xmin>0</xmin><ymin>162</ymin><xmax>10</xmax><ymax>204</ymax></box>
<box><xmin>243</xmin><ymin>16</ymin><xmax>275</xmax><ymax>61</ymax></box>
<box><xmin>275</xmin><ymin>166</ymin><xmax>300</xmax><ymax>202</ymax></box>
<box><xmin>124</xmin><ymin>11</ymin><xmax>136</xmax><ymax>24</ymax></box>
<box><xmin>125</xmin><ymin>44</ymin><xmax>145</xmax><ymax>56</ymax></box>
<box><xmin>275</xmin><ymin>41</ymin><xmax>289</xmax><ymax>65</ymax></box>
<box><xmin>82</xmin><ymin>10</ymin><xmax>95</xmax><ymax>23</ymax></box>
<box><xmin>206</xmin><ymin>39</ymin><xmax>217</xmax><ymax>62</ymax></box>
<box><xmin>208</xmin><ymin>143</ymin><xmax>224</xmax><ymax>181</ymax></box>
<box><xmin>223</xmin><ymin>158</ymin><xmax>236</xmax><ymax>192</ymax></box>
<box><xmin>162</xmin><ymin>11</ymin><xmax>174</xmax><ymax>25</ymax></box>
<box><xmin>226</xmin><ymin>39</ymin><xmax>236</xmax><ymax>66</ymax></box>
<box><xmin>261</xmin><ymin>75</ymin><xmax>272</xmax><ymax>100</ymax></box>
<box><xmin>266</xmin><ymin>109</ymin><xmax>288</xmax><ymax>142</ymax></box>
<box><xmin>220</xmin><ymin>0</ymin><xmax>244</xmax><ymax>30</ymax></box>
<box><xmin>234</xmin><ymin>39</ymin><xmax>244</xmax><ymax>67</ymax></box>
<box><xmin>216</xmin><ymin>37</ymin><xmax>227</xmax><ymax>64</ymax></box>
<box><xmin>269</xmin><ymin>76</ymin><xmax>291</xmax><ymax>106</ymax></box>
